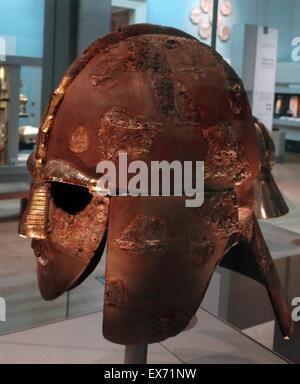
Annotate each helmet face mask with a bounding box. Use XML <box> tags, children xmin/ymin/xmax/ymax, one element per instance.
<box><xmin>104</xmin><ymin>192</ymin><xmax>239</xmax><ymax>345</ymax></box>
<box><xmin>29</xmin><ymin>180</ymin><xmax>109</xmax><ymax>300</ymax></box>
<box><xmin>19</xmin><ymin>24</ymin><xmax>292</xmax><ymax>344</ymax></box>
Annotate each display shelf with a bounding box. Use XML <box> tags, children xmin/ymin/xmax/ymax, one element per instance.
<box><xmin>275</xmin><ymin>63</ymin><xmax>300</xmax><ymax>142</ymax></box>
<box><xmin>275</xmin><ymin>86</ymin><xmax>300</xmax><ymax>95</ymax></box>
<box><xmin>273</xmin><ymin>118</ymin><xmax>300</xmax><ymax>142</ymax></box>
<box><xmin>0</xmin><ymin>164</ymin><xmax>29</xmax><ymax>183</ymax></box>
<box><xmin>276</xmin><ymin>62</ymin><xmax>300</xmax><ymax>88</ymax></box>
<box><xmin>5</xmin><ymin>56</ymin><xmax>42</xmax><ymax>67</ymax></box>
<box><xmin>273</xmin><ymin>118</ymin><xmax>300</xmax><ymax>129</ymax></box>
<box><xmin>0</xmin><ymin>149</ymin><xmax>29</xmax><ymax>197</ymax></box>
<box><xmin>0</xmin><ymin>311</ymin><xmax>288</xmax><ymax>364</ymax></box>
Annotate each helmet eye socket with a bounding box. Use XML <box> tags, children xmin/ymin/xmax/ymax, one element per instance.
<box><xmin>50</xmin><ymin>182</ymin><xmax>92</xmax><ymax>215</ymax></box>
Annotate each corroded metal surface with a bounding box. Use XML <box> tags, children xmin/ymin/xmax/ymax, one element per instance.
<box><xmin>69</xmin><ymin>126</ymin><xmax>90</xmax><ymax>154</ymax></box>
<box><xmin>104</xmin><ymin>193</ymin><xmax>239</xmax><ymax>345</ymax></box>
<box><xmin>98</xmin><ymin>108</ymin><xmax>162</xmax><ymax>161</ymax></box>
<box><xmin>252</xmin><ymin>118</ymin><xmax>289</xmax><ymax>219</ymax></box>
<box><xmin>43</xmin><ymin>29</ymin><xmax>259</xmax><ymax>190</ymax></box>
<box><xmin>34</xmin><ymin>193</ymin><xmax>109</xmax><ymax>300</ymax></box>
<box><xmin>44</xmin><ymin>160</ymin><xmax>98</xmax><ymax>189</ymax></box>
<box><xmin>19</xmin><ymin>24</ymin><xmax>292</xmax><ymax>345</ymax></box>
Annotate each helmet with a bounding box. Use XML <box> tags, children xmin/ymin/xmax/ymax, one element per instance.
<box><xmin>252</xmin><ymin>118</ymin><xmax>289</xmax><ymax>219</ymax></box>
<box><xmin>19</xmin><ymin>24</ymin><xmax>292</xmax><ymax>345</ymax></box>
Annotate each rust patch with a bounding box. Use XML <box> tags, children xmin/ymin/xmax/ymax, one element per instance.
<box><xmin>175</xmin><ymin>81</ymin><xmax>204</xmax><ymax>123</ymax></box>
<box><xmin>202</xmin><ymin>191</ymin><xmax>239</xmax><ymax>236</ymax></box>
<box><xmin>124</xmin><ymin>37</ymin><xmax>178</xmax><ymax>118</ymax></box>
<box><xmin>164</xmin><ymin>38</ymin><xmax>182</xmax><ymax>49</ymax></box>
<box><xmin>115</xmin><ymin>214</ymin><xmax>169</xmax><ymax>255</ymax></box>
<box><xmin>188</xmin><ymin>237</ymin><xmax>215</xmax><ymax>267</ymax></box>
<box><xmin>105</xmin><ymin>280</ymin><xmax>129</xmax><ymax>308</ymax></box>
<box><xmin>33</xmin><ymin>194</ymin><xmax>109</xmax><ymax>261</ymax></box>
<box><xmin>151</xmin><ymin>313</ymin><xmax>190</xmax><ymax>339</ymax></box>
<box><xmin>89</xmin><ymin>56</ymin><xmax>122</xmax><ymax>91</ymax></box>
<box><xmin>98</xmin><ymin>108</ymin><xmax>161</xmax><ymax>161</ymax></box>
<box><xmin>229</xmin><ymin>82</ymin><xmax>243</xmax><ymax>115</ymax></box>
<box><xmin>203</xmin><ymin>124</ymin><xmax>251</xmax><ymax>187</ymax></box>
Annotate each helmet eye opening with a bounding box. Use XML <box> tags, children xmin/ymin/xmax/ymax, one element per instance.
<box><xmin>50</xmin><ymin>182</ymin><xmax>92</xmax><ymax>215</ymax></box>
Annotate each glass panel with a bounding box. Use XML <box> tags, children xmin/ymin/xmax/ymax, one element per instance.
<box><xmin>0</xmin><ymin>0</ymin><xmax>114</xmax><ymax>337</ymax></box>
<box><xmin>197</xmin><ymin>0</ymin><xmax>300</xmax><ymax>364</ymax></box>
<box><xmin>1</xmin><ymin>0</ymin><xmax>300</xmax><ymax>366</ymax></box>
<box><xmin>0</xmin><ymin>0</ymin><xmax>44</xmax><ymax>58</ymax></box>
<box><xmin>0</xmin><ymin>0</ymin><xmax>68</xmax><ymax>336</ymax></box>
<box><xmin>20</xmin><ymin>66</ymin><xmax>42</xmax><ymax>129</ymax></box>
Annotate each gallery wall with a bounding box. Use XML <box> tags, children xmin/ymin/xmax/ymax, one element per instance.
<box><xmin>0</xmin><ymin>0</ymin><xmax>298</xmax><ymax>128</ymax></box>
<box><xmin>0</xmin><ymin>0</ymin><xmax>44</xmax><ymax>127</ymax></box>
<box><xmin>0</xmin><ymin>0</ymin><xmax>299</xmax><ymax>62</ymax></box>
<box><xmin>0</xmin><ymin>0</ymin><xmax>298</xmax><ymax>62</ymax></box>
<box><xmin>0</xmin><ymin>0</ymin><xmax>44</xmax><ymax>58</ymax></box>
<box><xmin>148</xmin><ymin>0</ymin><xmax>300</xmax><ymax>62</ymax></box>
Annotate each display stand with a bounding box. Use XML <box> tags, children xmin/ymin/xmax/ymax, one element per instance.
<box><xmin>124</xmin><ymin>345</ymin><xmax>148</xmax><ymax>365</ymax></box>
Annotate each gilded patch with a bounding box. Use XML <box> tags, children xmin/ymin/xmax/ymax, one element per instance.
<box><xmin>151</xmin><ymin>313</ymin><xmax>190</xmax><ymax>339</ymax></box>
<box><xmin>203</xmin><ymin>124</ymin><xmax>251</xmax><ymax>187</ymax></box>
<box><xmin>114</xmin><ymin>215</ymin><xmax>169</xmax><ymax>255</ymax></box>
<box><xmin>69</xmin><ymin>126</ymin><xmax>89</xmax><ymax>154</ymax></box>
<box><xmin>98</xmin><ymin>108</ymin><xmax>161</xmax><ymax>161</ymax></box>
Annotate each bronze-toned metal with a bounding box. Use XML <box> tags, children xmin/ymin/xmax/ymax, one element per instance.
<box><xmin>19</xmin><ymin>24</ymin><xmax>292</xmax><ymax>345</ymax></box>
<box><xmin>19</xmin><ymin>183</ymin><xmax>51</xmax><ymax>240</ymax></box>
<box><xmin>26</xmin><ymin>151</ymin><xmax>36</xmax><ymax>175</ymax></box>
<box><xmin>104</xmin><ymin>193</ymin><xmax>239</xmax><ymax>345</ymax></box>
<box><xmin>43</xmin><ymin>160</ymin><xmax>98</xmax><ymax>190</ymax></box>
<box><xmin>34</xmin><ymin>194</ymin><xmax>109</xmax><ymax>300</ymax></box>
<box><xmin>221</xmin><ymin>207</ymin><xmax>293</xmax><ymax>339</ymax></box>
<box><xmin>253</xmin><ymin>118</ymin><xmax>289</xmax><ymax>219</ymax></box>
<box><xmin>69</xmin><ymin>126</ymin><xmax>90</xmax><ymax>154</ymax></box>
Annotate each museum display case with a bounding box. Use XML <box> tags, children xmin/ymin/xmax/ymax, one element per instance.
<box><xmin>0</xmin><ymin>0</ymin><xmax>300</xmax><ymax>365</ymax></box>
<box><xmin>0</xmin><ymin>62</ymin><xmax>41</xmax><ymax>167</ymax></box>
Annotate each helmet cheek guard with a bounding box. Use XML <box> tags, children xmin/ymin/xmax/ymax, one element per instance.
<box><xmin>19</xmin><ymin>24</ymin><xmax>293</xmax><ymax>344</ymax></box>
<box><xmin>104</xmin><ymin>193</ymin><xmax>238</xmax><ymax>345</ymax></box>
